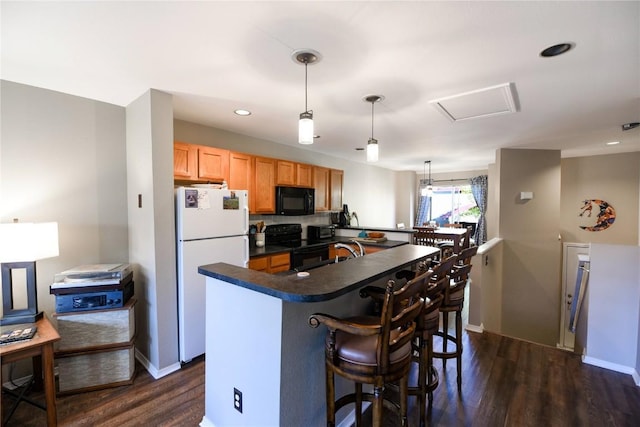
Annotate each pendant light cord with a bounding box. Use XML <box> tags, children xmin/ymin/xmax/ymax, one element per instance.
<box><xmin>304</xmin><ymin>61</ymin><xmax>308</xmax><ymax>112</ymax></box>
<box><xmin>371</xmin><ymin>101</ymin><xmax>374</xmax><ymax>139</ymax></box>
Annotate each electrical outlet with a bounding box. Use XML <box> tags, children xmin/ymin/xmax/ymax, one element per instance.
<box><xmin>234</xmin><ymin>388</ymin><xmax>243</xmax><ymax>413</ymax></box>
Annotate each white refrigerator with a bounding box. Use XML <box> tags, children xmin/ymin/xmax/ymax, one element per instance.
<box><xmin>176</xmin><ymin>186</ymin><xmax>249</xmax><ymax>363</ymax></box>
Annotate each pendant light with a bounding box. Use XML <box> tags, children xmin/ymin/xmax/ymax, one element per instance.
<box><xmin>364</xmin><ymin>95</ymin><xmax>384</xmax><ymax>162</ymax></box>
<box><xmin>421</xmin><ymin>160</ymin><xmax>433</xmax><ymax>196</ymax></box>
<box><xmin>293</xmin><ymin>50</ymin><xmax>320</xmax><ymax>145</ymax></box>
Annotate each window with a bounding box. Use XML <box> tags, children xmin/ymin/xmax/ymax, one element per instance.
<box><xmin>416</xmin><ymin>184</ymin><xmax>479</xmax><ymax>227</ymax></box>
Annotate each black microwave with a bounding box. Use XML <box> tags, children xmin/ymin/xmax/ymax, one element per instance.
<box><xmin>275</xmin><ymin>186</ymin><xmax>315</xmax><ymax>216</ymax></box>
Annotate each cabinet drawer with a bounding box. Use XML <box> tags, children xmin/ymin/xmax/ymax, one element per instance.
<box><xmin>270</xmin><ymin>253</ymin><xmax>290</xmax><ymax>268</ymax></box>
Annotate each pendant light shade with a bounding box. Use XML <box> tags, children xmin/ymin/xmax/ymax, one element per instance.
<box><xmin>364</xmin><ymin>95</ymin><xmax>383</xmax><ymax>163</ymax></box>
<box><xmin>367</xmin><ymin>138</ymin><xmax>379</xmax><ymax>162</ymax></box>
<box><xmin>299</xmin><ymin>111</ymin><xmax>314</xmax><ymax>145</ymax></box>
<box><xmin>293</xmin><ymin>50</ymin><xmax>320</xmax><ymax>145</ymax></box>
<box><xmin>420</xmin><ymin>160</ymin><xmax>433</xmax><ymax>196</ymax></box>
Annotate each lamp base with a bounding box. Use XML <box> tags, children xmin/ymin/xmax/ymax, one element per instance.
<box><xmin>0</xmin><ymin>311</ymin><xmax>43</xmax><ymax>326</ymax></box>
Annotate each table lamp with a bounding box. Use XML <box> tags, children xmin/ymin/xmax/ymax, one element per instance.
<box><xmin>0</xmin><ymin>221</ymin><xmax>59</xmax><ymax>325</ymax></box>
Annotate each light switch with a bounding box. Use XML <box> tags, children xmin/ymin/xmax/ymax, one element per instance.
<box><xmin>520</xmin><ymin>191</ymin><xmax>533</xmax><ymax>200</ymax></box>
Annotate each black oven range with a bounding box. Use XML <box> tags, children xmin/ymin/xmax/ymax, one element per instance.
<box><xmin>264</xmin><ymin>223</ymin><xmax>334</xmax><ymax>270</ymax></box>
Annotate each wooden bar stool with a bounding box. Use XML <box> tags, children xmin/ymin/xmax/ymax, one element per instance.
<box><xmin>433</xmin><ymin>246</ymin><xmax>478</xmax><ymax>392</ymax></box>
<box><xmin>309</xmin><ymin>277</ymin><xmax>427</xmax><ymax>427</ymax></box>
<box><xmin>362</xmin><ymin>256</ymin><xmax>456</xmax><ymax>426</ymax></box>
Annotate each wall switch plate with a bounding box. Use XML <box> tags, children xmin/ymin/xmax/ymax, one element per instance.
<box><xmin>520</xmin><ymin>191</ymin><xmax>534</xmax><ymax>200</ymax></box>
<box><xmin>234</xmin><ymin>388</ymin><xmax>243</xmax><ymax>413</ymax></box>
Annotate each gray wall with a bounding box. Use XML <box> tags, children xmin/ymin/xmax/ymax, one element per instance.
<box><xmin>0</xmin><ymin>80</ymin><xmax>129</xmax><ymax>315</ymax></box>
<box><xmin>1</xmin><ymin>80</ymin><xmax>129</xmax><ymax>376</ymax></box>
<box><xmin>126</xmin><ymin>90</ymin><xmax>180</xmax><ymax>376</ymax></box>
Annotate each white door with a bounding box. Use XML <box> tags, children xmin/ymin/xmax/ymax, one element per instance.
<box><xmin>178</xmin><ymin>235</ymin><xmax>249</xmax><ymax>362</ymax></box>
<box><xmin>560</xmin><ymin>243</ymin><xmax>590</xmax><ymax>350</ymax></box>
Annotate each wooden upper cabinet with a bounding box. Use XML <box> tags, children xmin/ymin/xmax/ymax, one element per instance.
<box><xmin>330</xmin><ymin>169</ymin><xmax>344</xmax><ymax>211</ymax></box>
<box><xmin>229</xmin><ymin>152</ymin><xmax>254</xmax><ymax>212</ymax></box>
<box><xmin>174</xmin><ymin>142</ymin><xmax>198</xmax><ymax>180</ymax></box>
<box><xmin>276</xmin><ymin>160</ymin><xmax>296</xmax><ymax>186</ymax></box>
<box><xmin>296</xmin><ymin>163</ymin><xmax>313</xmax><ymax>187</ymax></box>
<box><xmin>198</xmin><ymin>146</ymin><xmax>229</xmax><ymax>182</ymax></box>
<box><xmin>313</xmin><ymin>166</ymin><xmax>330</xmax><ymax>211</ymax></box>
<box><xmin>254</xmin><ymin>156</ymin><xmax>276</xmax><ymax>214</ymax></box>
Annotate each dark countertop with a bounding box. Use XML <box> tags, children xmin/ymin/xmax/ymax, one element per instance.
<box><xmin>199</xmin><ymin>244</ymin><xmax>439</xmax><ymax>303</ymax></box>
<box><xmin>335</xmin><ymin>225</ymin><xmax>416</xmax><ymax>234</ymax></box>
<box><xmin>249</xmin><ymin>238</ymin><xmax>408</xmax><ymax>258</ymax></box>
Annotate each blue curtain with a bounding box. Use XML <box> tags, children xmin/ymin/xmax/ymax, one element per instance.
<box><xmin>415</xmin><ymin>178</ymin><xmax>430</xmax><ymax>226</ymax></box>
<box><xmin>469</xmin><ymin>175</ymin><xmax>488</xmax><ymax>245</ymax></box>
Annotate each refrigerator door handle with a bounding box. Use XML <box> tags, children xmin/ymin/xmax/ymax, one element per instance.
<box><xmin>244</xmin><ymin>206</ymin><xmax>250</xmax><ymax>234</ymax></box>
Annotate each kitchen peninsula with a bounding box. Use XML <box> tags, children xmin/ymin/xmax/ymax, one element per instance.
<box><xmin>198</xmin><ymin>244</ymin><xmax>439</xmax><ymax>427</ymax></box>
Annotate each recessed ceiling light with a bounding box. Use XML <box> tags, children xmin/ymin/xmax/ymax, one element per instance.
<box><xmin>606</xmin><ymin>141</ymin><xmax>621</xmax><ymax>146</ymax></box>
<box><xmin>540</xmin><ymin>43</ymin><xmax>574</xmax><ymax>57</ymax></box>
<box><xmin>234</xmin><ymin>109</ymin><xmax>251</xmax><ymax>116</ymax></box>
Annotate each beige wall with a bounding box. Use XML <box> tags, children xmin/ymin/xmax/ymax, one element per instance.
<box><xmin>561</xmin><ymin>153</ymin><xmax>640</xmax><ymax>245</ymax></box>
<box><xmin>497</xmin><ymin>148</ymin><xmax>562</xmax><ymax>346</ymax></box>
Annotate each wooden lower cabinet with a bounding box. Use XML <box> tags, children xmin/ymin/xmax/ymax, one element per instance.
<box><xmin>249</xmin><ymin>252</ymin><xmax>290</xmax><ymax>274</ymax></box>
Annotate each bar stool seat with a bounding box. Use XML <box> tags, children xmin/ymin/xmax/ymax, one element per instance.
<box><xmin>310</xmin><ymin>277</ymin><xmax>427</xmax><ymax>427</ymax></box>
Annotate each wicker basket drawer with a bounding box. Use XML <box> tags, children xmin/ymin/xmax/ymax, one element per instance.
<box><xmin>53</xmin><ymin>298</ymin><xmax>136</xmax><ymax>351</ymax></box>
<box><xmin>56</xmin><ymin>341</ymin><xmax>136</xmax><ymax>394</ymax></box>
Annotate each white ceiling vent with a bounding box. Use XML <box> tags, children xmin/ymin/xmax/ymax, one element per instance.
<box><xmin>429</xmin><ymin>82</ymin><xmax>519</xmax><ymax>122</ymax></box>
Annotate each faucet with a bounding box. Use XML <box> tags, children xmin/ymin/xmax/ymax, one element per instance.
<box><xmin>334</xmin><ymin>240</ymin><xmax>366</xmax><ymax>262</ymax></box>
<box><xmin>350</xmin><ymin>239</ymin><xmax>366</xmax><ymax>257</ymax></box>
<box><xmin>334</xmin><ymin>243</ymin><xmax>359</xmax><ymax>261</ymax></box>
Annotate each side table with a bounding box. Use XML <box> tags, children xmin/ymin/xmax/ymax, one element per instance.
<box><xmin>1</xmin><ymin>315</ymin><xmax>61</xmax><ymax>426</ymax></box>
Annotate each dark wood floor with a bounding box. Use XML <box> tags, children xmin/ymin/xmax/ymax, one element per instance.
<box><xmin>3</xmin><ymin>330</ymin><xmax>640</xmax><ymax>426</ymax></box>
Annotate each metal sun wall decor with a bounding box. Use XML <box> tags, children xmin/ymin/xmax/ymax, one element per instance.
<box><xmin>578</xmin><ymin>199</ymin><xmax>616</xmax><ymax>231</ymax></box>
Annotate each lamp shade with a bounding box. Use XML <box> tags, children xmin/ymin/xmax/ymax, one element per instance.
<box><xmin>366</xmin><ymin>138</ymin><xmax>379</xmax><ymax>162</ymax></box>
<box><xmin>299</xmin><ymin>111</ymin><xmax>314</xmax><ymax>144</ymax></box>
<box><xmin>0</xmin><ymin>222</ymin><xmax>59</xmax><ymax>262</ymax></box>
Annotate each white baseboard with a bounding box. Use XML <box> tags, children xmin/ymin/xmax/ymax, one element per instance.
<box><xmin>134</xmin><ymin>348</ymin><xmax>181</xmax><ymax>379</ymax></box>
<box><xmin>199</xmin><ymin>416</ymin><xmax>216</xmax><ymax>427</ymax></box>
<box><xmin>582</xmin><ymin>355</ymin><xmax>636</xmax><ymax>377</ymax></box>
<box><xmin>465</xmin><ymin>323</ymin><xmax>483</xmax><ymax>334</ymax></box>
<box><xmin>633</xmin><ymin>369</ymin><xmax>640</xmax><ymax>387</ymax></box>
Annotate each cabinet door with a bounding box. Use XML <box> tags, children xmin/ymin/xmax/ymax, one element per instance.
<box><xmin>296</xmin><ymin>163</ymin><xmax>313</xmax><ymax>187</ymax></box>
<box><xmin>249</xmin><ymin>256</ymin><xmax>269</xmax><ymax>272</ymax></box>
<box><xmin>276</xmin><ymin>160</ymin><xmax>296</xmax><ymax>186</ymax></box>
<box><xmin>198</xmin><ymin>146</ymin><xmax>229</xmax><ymax>182</ymax></box>
<box><xmin>330</xmin><ymin>169</ymin><xmax>344</xmax><ymax>211</ymax></box>
<box><xmin>254</xmin><ymin>157</ymin><xmax>276</xmax><ymax>214</ymax></box>
<box><xmin>229</xmin><ymin>152</ymin><xmax>254</xmax><ymax>212</ymax></box>
<box><xmin>174</xmin><ymin>142</ymin><xmax>198</xmax><ymax>180</ymax></box>
<box><xmin>314</xmin><ymin>166</ymin><xmax>330</xmax><ymax>211</ymax></box>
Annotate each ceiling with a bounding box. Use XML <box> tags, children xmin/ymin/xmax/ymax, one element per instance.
<box><xmin>2</xmin><ymin>1</ymin><xmax>639</xmax><ymax>173</ymax></box>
